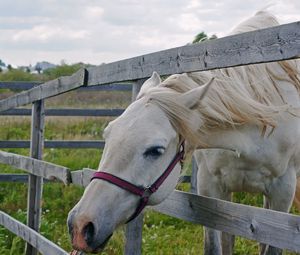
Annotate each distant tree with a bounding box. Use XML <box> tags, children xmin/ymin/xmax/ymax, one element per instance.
<box><xmin>0</xmin><ymin>59</ymin><xmax>5</xmax><ymax>67</ymax></box>
<box><xmin>192</xmin><ymin>32</ymin><xmax>208</xmax><ymax>44</ymax></box>
<box><xmin>7</xmin><ymin>64</ymin><xmax>13</xmax><ymax>71</ymax></box>
<box><xmin>0</xmin><ymin>67</ymin><xmax>2</xmax><ymax>73</ymax></box>
<box><xmin>35</xmin><ymin>64</ymin><xmax>42</xmax><ymax>74</ymax></box>
<box><xmin>192</xmin><ymin>32</ymin><xmax>218</xmax><ymax>44</ymax></box>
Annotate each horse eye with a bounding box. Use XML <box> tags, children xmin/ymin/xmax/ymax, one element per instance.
<box><xmin>143</xmin><ymin>146</ymin><xmax>165</xmax><ymax>158</ymax></box>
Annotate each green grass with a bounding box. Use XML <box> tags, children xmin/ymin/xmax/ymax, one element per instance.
<box><xmin>0</xmin><ymin>92</ymin><xmax>299</xmax><ymax>254</ymax></box>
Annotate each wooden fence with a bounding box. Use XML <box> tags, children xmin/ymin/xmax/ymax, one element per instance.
<box><xmin>0</xmin><ymin>20</ymin><xmax>300</xmax><ymax>254</ymax></box>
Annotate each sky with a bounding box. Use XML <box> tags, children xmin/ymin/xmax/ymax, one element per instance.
<box><xmin>0</xmin><ymin>0</ymin><xmax>299</xmax><ymax>67</ymax></box>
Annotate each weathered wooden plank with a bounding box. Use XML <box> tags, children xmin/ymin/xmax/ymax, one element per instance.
<box><xmin>0</xmin><ymin>150</ymin><xmax>71</xmax><ymax>184</ymax></box>
<box><xmin>44</xmin><ymin>141</ymin><xmax>105</xmax><ymax>149</ymax></box>
<box><xmin>0</xmin><ymin>174</ymin><xmax>53</xmax><ymax>183</ymax></box>
<box><xmin>131</xmin><ymin>79</ymin><xmax>145</xmax><ymax>101</ymax></box>
<box><xmin>44</xmin><ymin>108</ymin><xmax>124</xmax><ymax>116</ymax></box>
<box><xmin>178</xmin><ymin>175</ymin><xmax>191</xmax><ymax>184</ymax></box>
<box><xmin>0</xmin><ymin>68</ymin><xmax>87</xmax><ymax>112</ymax></box>
<box><xmin>0</xmin><ymin>211</ymin><xmax>68</xmax><ymax>255</ymax></box>
<box><xmin>0</xmin><ymin>108</ymin><xmax>124</xmax><ymax>117</ymax></box>
<box><xmin>87</xmin><ymin>22</ymin><xmax>300</xmax><ymax>85</ymax></box>
<box><xmin>125</xmin><ymin>213</ymin><xmax>143</xmax><ymax>255</ymax></box>
<box><xmin>0</xmin><ymin>108</ymin><xmax>32</xmax><ymax>115</ymax></box>
<box><xmin>26</xmin><ymin>100</ymin><xmax>44</xmax><ymax>255</ymax></box>
<box><xmin>71</xmin><ymin>168</ymin><xmax>95</xmax><ymax>187</ymax></box>
<box><xmin>0</xmin><ymin>140</ymin><xmax>31</xmax><ymax>148</ymax></box>
<box><xmin>0</xmin><ymin>140</ymin><xmax>105</xmax><ymax>148</ymax></box>
<box><xmin>153</xmin><ymin>191</ymin><xmax>300</xmax><ymax>252</ymax></box>
<box><xmin>0</xmin><ymin>174</ymin><xmax>29</xmax><ymax>182</ymax></box>
<box><xmin>82</xmin><ymin>83</ymin><xmax>132</xmax><ymax>91</ymax></box>
<box><xmin>190</xmin><ymin>157</ymin><xmax>198</xmax><ymax>194</ymax></box>
<box><xmin>0</xmin><ymin>82</ymin><xmax>132</xmax><ymax>91</ymax></box>
<box><xmin>0</xmin><ymin>82</ymin><xmax>40</xmax><ymax>90</ymax></box>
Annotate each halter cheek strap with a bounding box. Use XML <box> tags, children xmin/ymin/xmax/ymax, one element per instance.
<box><xmin>91</xmin><ymin>141</ymin><xmax>185</xmax><ymax>223</ymax></box>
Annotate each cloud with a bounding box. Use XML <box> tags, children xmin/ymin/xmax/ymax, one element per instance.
<box><xmin>0</xmin><ymin>0</ymin><xmax>299</xmax><ymax>66</ymax></box>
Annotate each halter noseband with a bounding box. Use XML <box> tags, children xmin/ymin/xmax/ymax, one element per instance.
<box><xmin>91</xmin><ymin>141</ymin><xmax>185</xmax><ymax>223</ymax></box>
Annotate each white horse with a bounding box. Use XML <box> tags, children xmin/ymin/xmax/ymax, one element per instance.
<box><xmin>67</xmin><ymin>11</ymin><xmax>300</xmax><ymax>254</ymax></box>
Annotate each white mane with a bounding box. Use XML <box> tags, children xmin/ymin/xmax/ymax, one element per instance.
<box><xmin>143</xmin><ymin>11</ymin><xmax>300</xmax><ymax>148</ymax></box>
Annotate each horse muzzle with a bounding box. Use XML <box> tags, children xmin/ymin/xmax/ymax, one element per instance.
<box><xmin>67</xmin><ymin>209</ymin><xmax>113</xmax><ymax>253</ymax></box>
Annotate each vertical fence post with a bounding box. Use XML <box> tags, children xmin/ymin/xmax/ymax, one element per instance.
<box><xmin>125</xmin><ymin>79</ymin><xmax>145</xmax><ymax>255</ymax></box>
<box><xmin>190</xmin><ymin>156</ymin><xmax>198</xmax><ymax>194</ymax></box>
<box><xmin>26</xmin><ymin>100</ymin><xmax>45</xmax><ymax>255</ymax></box>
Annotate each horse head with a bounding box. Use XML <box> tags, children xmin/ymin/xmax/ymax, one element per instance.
<box><xmin>67</xmin><ymin>72</ymin><xmax>212</xmax><ymax>253</ymax></box>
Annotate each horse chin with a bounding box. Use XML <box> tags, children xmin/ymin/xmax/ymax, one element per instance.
<box><xmin>72</xmin><ymin>233</ymin><xmax>113</xmax><ymax>254</ymax></box>
<box><xmin>92</xmin><ymin>233</ymin><xmax>113</xmax><ymax>253</ymax></box>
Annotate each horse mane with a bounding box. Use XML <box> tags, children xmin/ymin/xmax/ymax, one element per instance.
<box><xmin>143</xmin><ymin>11</ymin><xmax>300</xmax><ymax>148</ymax></box>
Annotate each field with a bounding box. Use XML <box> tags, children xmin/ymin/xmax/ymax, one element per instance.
<box><xmin>0</xmin><ymin>68</ymin><xmax>299</xmax><ymax>254</ymax></box>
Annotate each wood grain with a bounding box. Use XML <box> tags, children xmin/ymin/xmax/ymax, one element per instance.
<box><xmin>0</xmin><ymin>140</ymin><xmax>105</xmax><ymax>149</ymax></box>
<box><xmin>0</xmin><ymin>211</ymin><xmax>68</xmax><ymax>255</ymax></box>
<box><xmin>0</xmin><ymin>108</ymin><xmax>124</xmax><ymax>117</ymax></box>
<box><xmin>0</xmin><ymin>68</ymin><xmax>86</xmax><ymax>112</ymax></box>
<box><xmin>153</xmin><ymin>191</ymin><xmax>300</xmax><ymax>252</ymax></box>
<box><xmin>0</xmin><ymin>150</ymin><xmax>71</xmax><ymax>184</ymax></box>
<box><xmin>87</xmin><ymin>22</ymin><xmax>300</xmax><ymax>85</ymax></box>
<box><xmin>26</xmin><ymin>100</ymin><xmax>44</xmax><ymax>255</ymax></box>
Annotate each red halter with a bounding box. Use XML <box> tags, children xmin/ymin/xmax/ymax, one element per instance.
<box><xmin>91</xmin><ymin>141</ymin><xmax>185</xmax><ymax>223</ymax></box>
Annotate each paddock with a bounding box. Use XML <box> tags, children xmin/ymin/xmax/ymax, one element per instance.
<box><xmin>0</xmin><ymin>19</ymin><xmax>300</xmax><ymax>254</ymax></box>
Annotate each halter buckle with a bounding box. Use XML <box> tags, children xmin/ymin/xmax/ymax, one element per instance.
<box><xmin>142</xmin><ymin>187</ymin><xmax>153</xmax><ymax>198</ymax></box>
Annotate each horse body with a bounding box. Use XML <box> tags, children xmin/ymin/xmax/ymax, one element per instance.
<box><xmin>67</xmin><ymin>11</ymin><xmax>300</xmax><ymax>254</ymax></box>
<box><xmin>195</xmin><ymin>116</ymin><xmax>300</xmax><ymax>255</ymax></box>
<box><xmin>196</xmin><ymin>110</ymin><xmax>300</xmax><ymax>194</ymax></box>
<box><xmin>189</xmin><ymin>12</ymin><xmax>300</xmax><ymax>255</ymax></box>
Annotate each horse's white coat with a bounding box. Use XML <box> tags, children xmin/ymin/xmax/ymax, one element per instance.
<box><xmin>68</xmin><ymin>11</ymin><xmax>300</xmax><ymax>254</ymax></box>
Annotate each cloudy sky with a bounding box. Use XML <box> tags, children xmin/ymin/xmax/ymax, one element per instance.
<box><xmin>0</xmin><ymin>0</ymin><xmax>299</xmax><ymax>66</ymax></box>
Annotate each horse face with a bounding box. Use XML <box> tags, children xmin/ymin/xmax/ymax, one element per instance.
<box><xmin>67</xmin><ymin>71</ymin><xmax>213</xmax><ymax>253</ymax></box>
<box><xmin>67</xmin><ymin>90</ymin><xmax>181</xmax><ymax>253</ymax></box>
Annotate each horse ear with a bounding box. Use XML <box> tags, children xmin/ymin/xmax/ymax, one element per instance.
<box><xmin>137</xmin><ymin>72</ymin><xmax>161</xmax><ymax>98</ymax></box>
<box><xmin>179</xmin><ymin>78</ymin><xmax>214</xmax><ymax>109</ymax></box>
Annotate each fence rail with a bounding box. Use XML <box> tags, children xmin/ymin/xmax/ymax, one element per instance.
<box><xmin>0</xmin><ymin>82</ymin><xmax>132</xmax><ymax>91</ymax></box>
<box><xmin>0</xmin><ymin>140</ymin><xmax>105</xmax><ymax>148</ymax></box>
<box><xmin>86</xmin><ymin>22</ymin><xmax>300</xmax><ymax>85</ymax></box>
<box><xmin>0</xmin><ymin>150</ymin><xmax>70</xmax><ymax>184</ymax></box>
<box><xmin>0</xmin><ymin>108</ymin><xmax>124</xmax><ymax>116</ymax></box>
<box><xmin>0</xmin><ymin>174</ymin><xmax>39</xmax><ymax>183</ymax></box>
<box><xmin>70</xmin><ymin>169</ymin><xmax>300</xmax><ymax>252</ymax></box>
<box><xmin>0</xmin><ymin>20</ymin><xmax>300</xmax><ymax>254</ymax></box>
<box><xmin>0</xmin><ymin>211</ymin><xmax>68</xmax><ymax>255</ymax></box>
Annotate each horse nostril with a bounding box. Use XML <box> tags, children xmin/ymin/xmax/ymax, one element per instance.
<box><xmin>83</xmin><ymin>222</ymin><xmax>95</xmax><ymax>246</ymax></box>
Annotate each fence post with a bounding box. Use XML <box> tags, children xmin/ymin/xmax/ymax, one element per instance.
<box><xmin>124</xmin><ymin>79</ymin><xmax>145</xmax><ymax>255</ymax></box>
<box><xmin>25</xmin><ymin>99</ymin><xmax>45</xmax><ymax>255</ymax></box>
<box><xmin>190</xmin><ymin>156</ymin><xmax>198</xmax><ymax>194</ymax></box>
